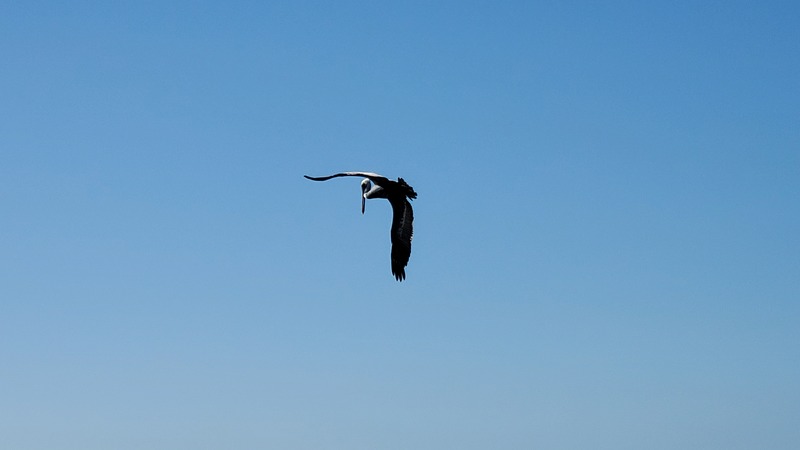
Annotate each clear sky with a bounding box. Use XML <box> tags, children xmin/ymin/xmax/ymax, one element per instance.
<box><xmin>2</xmin><ymin>1</ymin><xmax>798</xmax><ymax>448</ymax></box>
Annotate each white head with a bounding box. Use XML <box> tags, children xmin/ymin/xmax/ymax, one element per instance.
<box><xmin>360</xmin><ymin>178</ymin><xmax>372</xmax><ymax>214</ymax></box>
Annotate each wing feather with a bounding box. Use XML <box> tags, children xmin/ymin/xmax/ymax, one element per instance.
<box><xmin>389</xmin><ymin>198</ymin><xmax>414</xmax><ymax>281</ymax></box>
<box><xmin>304</xmin><ymin>172</ymin><xmax>389</xmax><ymax>185</ymax></box>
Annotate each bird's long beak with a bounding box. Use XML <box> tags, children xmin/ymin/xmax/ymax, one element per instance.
<box><xmin>361</xmin><ymin>195</ymin><xmax>366</xmax><ymax>214</ymax></box>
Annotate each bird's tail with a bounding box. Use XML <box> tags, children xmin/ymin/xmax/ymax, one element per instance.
<box><xmin>397</xmin><ymin>178</ymin><xmax>417</xmax><ymax>200</ymax></box>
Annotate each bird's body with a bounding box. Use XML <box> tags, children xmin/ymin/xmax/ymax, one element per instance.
<box><xmin>304</xmin><ymin>172</ymin><xmax>417</xmax><ymax>281</ymax></box>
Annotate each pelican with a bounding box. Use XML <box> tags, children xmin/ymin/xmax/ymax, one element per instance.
<box><xmin>304</xmin><ymin>172</ymin><xmax>418</xmax><ymax>281</ymax></box>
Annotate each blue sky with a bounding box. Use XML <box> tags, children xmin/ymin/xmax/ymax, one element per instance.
<box><xmin>2</xmin><ymin>1</ymin><xmax>798</xmax><ymax>448</ymax></box>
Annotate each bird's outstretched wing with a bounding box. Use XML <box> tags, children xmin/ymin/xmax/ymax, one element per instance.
<box><xmin>304</xmin><ymin>172</ymin><xmax>390</xmax><ymax>185</ymax></box>
<box><xmin>389</xmin><ymin>197</ymin><xmax>414</xmax><ymax>281</ymax></box>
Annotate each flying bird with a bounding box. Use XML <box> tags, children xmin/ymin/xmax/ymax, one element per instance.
<box><xmin>304</xmin><ymin>172</ymin><xmax>418</xmax><ymax>281</ymax></box>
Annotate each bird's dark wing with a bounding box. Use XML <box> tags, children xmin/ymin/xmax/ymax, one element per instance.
<box><xmin>304</xmin><ymin>172</ymin><xmax>390</xmax><ymax>185</ymax></box>
<box><xmin>389</xmin><ymin>197</ymin><xmax>414</xmax><ymax>281</ymax></box>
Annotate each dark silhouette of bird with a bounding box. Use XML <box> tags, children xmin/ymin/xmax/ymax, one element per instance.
<box><xmin>304</xmin><ymin>172</ymin><xmax>417</xmax><ymax>281</ymax></box>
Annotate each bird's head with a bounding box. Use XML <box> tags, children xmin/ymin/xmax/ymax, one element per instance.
<box><xmin>360</xmin><ymin>179</ymin><xmax>372</xmax><ymax>214</ymax></box>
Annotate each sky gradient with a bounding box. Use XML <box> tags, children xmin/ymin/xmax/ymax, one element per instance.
<box><xmin>2</xmin><ymin>1</ymin><xmax>799</xmax><ymax>449</ymax></box>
